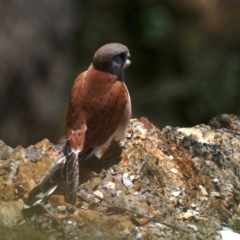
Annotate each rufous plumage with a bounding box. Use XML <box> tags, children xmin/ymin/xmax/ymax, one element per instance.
<box><xmin>25</xmin><ymin>43</ymin><xmax>131</xmax><ymax>206</ymax></box>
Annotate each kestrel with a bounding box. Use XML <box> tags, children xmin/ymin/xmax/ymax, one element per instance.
<box><xmin>25</xmin><ymin>43</ymin><xmax>131</xmax><ymax>206</ymax></box>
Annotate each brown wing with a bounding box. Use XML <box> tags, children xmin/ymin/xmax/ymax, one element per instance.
<box><xmin>65</xmin><ymin>72</ymin><xmax>88</xmax><ymax>203</ymax></box>
<box><xmin>66</xmin><ymin>71</ymin><xmax>88</xmax><ymax>151</ymax></box>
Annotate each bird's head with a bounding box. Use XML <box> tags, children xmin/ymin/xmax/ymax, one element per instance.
<box><xmin>92</xmin><ymin>43</ymin><xmax>131</xmax><ymax>80</ymax></box>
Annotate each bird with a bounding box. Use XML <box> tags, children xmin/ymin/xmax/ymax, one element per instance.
<box><xmin>24</xmin><ymin>43</ymin><xmax>131</xmax><ymax>207</ymax></box>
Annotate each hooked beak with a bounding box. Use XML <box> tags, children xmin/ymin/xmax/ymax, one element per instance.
<box><xmin>125</xmin><ymin>53</ymin><xmax>131</xmax><ymax>67</ymax></box>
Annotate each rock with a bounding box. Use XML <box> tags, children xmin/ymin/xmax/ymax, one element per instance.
<box><xmin>183</xmin><ymin>211</ymin><xmax>194</xmax><ymax>220</ymax></box>
<box><xmin>88</xmin><ymin>177</ymin><xmax>101</xmax><ymax>191</ymax></box>
<box><xmin>187</xmin><ymin>224</ymin><xmax>198</xmax><ymax>232</ymax></box>
<box><xmin>170</xmin><ymin>167</ymin><xmax>178</xmax><ymax>174</ymax></box>
<box><xmin>220</xmin><ymin>227</ymin><xmax>240</xmax><ymax>240</ymax></box>
<box><xmin>199</xmin><ymin>185</ymin><xmax>208</xmax><ymax>196</ymax></box>
<box><xmin>209</xmin><ymin>114</ymin><xmax>240</xmax><ymax>131</ymax></box>
<box><xmin>0</xmin><ymin>201</ymin><xmax>23</xmax><ymax>227</ymax></box>
<box><xmin>57</xmin><ymin>205</ymin><xmax>66</xmax><ymax>213</ymax></box>
<box><xmin>0</xmin><ymin>116</ymin><xmax>240</xmax><ymax>239</ymax></box>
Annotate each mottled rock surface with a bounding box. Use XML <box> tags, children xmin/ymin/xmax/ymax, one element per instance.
<box><xmin>0</xmin><ymin>115</ymin><xmax>240</xmax><ymax>239</ymax></box>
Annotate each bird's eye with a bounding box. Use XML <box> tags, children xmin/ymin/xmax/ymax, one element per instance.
<box><xmin>119</xmin><ymin>53</ymin><xmax>125</xmax><ymax>60</ymax></box>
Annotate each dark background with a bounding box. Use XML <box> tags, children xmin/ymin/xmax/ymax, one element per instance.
<box><xmin>1</xmin><ymin>0</ymin><xmax>240</xmax><ymax>147</ymax></box>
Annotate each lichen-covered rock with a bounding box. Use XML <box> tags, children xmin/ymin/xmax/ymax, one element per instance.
<box><xmin>0</xmin><ymin>116</ymin><xmax>240</xmax><ymax>239</ymax></box>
